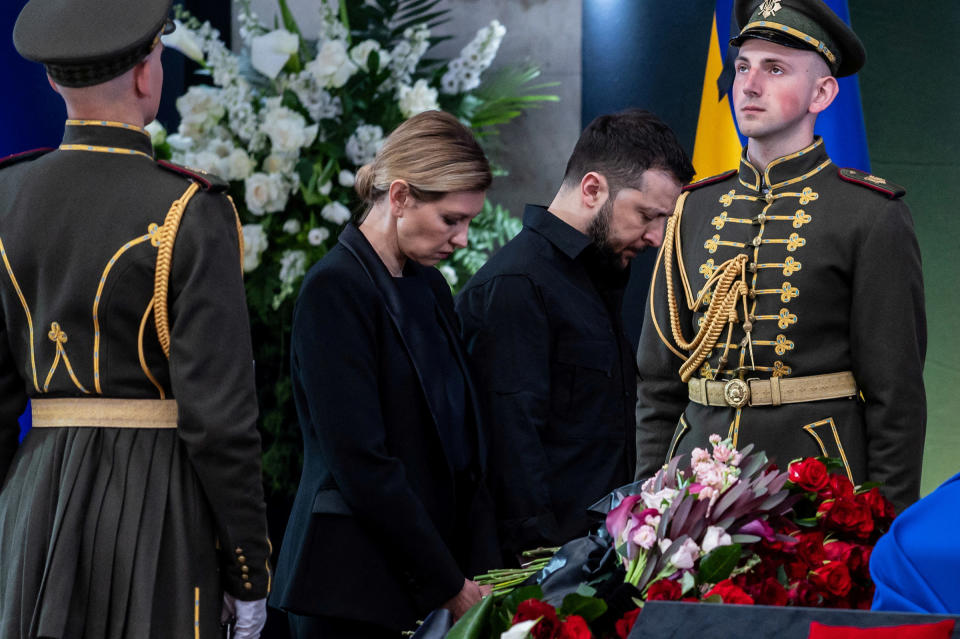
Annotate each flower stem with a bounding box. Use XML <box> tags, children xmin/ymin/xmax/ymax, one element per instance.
<box><xmin>338</xmin><ymin>0</ymin><xmax>351</xmax><ymax>45</ymax></box>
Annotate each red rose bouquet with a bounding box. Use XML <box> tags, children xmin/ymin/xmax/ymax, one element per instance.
<box><xmin>440</xmin><ymin>437</ymin><xmax>896</xmax><ymax>638</ymax></box>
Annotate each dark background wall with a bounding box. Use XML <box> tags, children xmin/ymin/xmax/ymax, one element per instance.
<box><xmin>850</xmin><ymin>2</ymin><xmax>960</xmax><ymax>494</ymax></box>
<box><xmin>0</xmin><ymin>0</ymin><xmax>229</xmax><ymax>155</ymax></box>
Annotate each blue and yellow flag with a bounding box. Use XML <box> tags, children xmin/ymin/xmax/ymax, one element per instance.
<box><xmin>692</xmin><ymin>0</ymin><xmax>871</xmax><ymax>178</ymax></box>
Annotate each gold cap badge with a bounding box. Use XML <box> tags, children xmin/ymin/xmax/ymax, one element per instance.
<box><xmin>759</xmin><ymin>0</ymin><xmax>782</xmax><ymax>18</ymax></box>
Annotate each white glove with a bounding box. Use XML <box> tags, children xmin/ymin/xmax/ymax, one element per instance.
<box><xmin>221</xmin><ymin>593</ymin><xmax>267</xmax><ymax>639</ymax></box>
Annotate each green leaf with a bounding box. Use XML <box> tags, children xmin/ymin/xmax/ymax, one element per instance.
<box><xmin>697</xmin><ymin>543</ymin><xmax>743</xmax><ymax>585</ymax></box>
<box><xmin>558</xmin><ymin>593</ymin><xmax>607</xmax><ymax>622</ymax></box>
<box><xmin>391</xmin><ymin>10</ymin><xmax>448</xmax><ymax>35</ymax></box>
<box><xmin>445</xmin><ymin>594</ymin><xmax>494</xmax><ymax>639</ymax></box>
<box><xmin>574</xmin><ymin>583</ymin><xmax>597</xmax><ymax>598</ymax></box>
<box><xmin>680</xmin><ymin>571</ymin><xmax>696</xmax><ymax>595</ymax></box>
<box><xmin>276</xmin><ymin>0</ymin><xmax>302</xmax><ymax>37</ymax></box>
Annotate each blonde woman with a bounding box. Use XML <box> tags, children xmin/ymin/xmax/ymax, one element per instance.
<box><xmin>270</xmin><ymin>111</ymin><xmax>499</xmax><ymax>638</ymax></box>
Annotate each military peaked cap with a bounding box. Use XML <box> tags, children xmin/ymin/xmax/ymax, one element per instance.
<box><xmin>731</xmin><ymin>0</ymin><xmax>866</xmax><ymax>77</ymax></box>
<box><xmin>13</xmin><ymin>0</ymin><xmax>174</xmax><ymax>87</ymax></box>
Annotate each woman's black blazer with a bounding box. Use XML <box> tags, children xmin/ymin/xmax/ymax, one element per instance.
<box><xmin>269</xmin><ymin>224</ymin><xmax>498</xmax><ymax>631</ymax></box>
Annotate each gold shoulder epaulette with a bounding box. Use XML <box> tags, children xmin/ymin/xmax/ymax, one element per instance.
<box><xmin>682</xmin><ymin>169</ymin><xmax>737</xmax><ymax>192</ymax></box>
<box><xmin>0</xmin><ymin>147</ymin><xmax>53</xmax><ymax>169</ymax></box>
<box><xmin>157</xmin><ymin>160</ymin><xmax>229</xmax><ymax>193</ymax></box>
<box><xmin>838</xmin><ymin>168</ymin><xmax>906</xmax><ymax>199</ymax></box>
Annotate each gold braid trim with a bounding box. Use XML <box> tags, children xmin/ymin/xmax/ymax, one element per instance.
<box><xmin>138</xmin><ymin>297</ymin><xmax>166</xmax><ymax>398</ymax></box>
<box><xmin>662</xmin><ymin>192</ymin><xmax>752</xmax><ymax>383</ymax></box>
<box><xmin>227</xmin><ymin>195</ymin><xmax>245</xmax><ymax>273</ymax></box>
<box><xmin>649</xmin><ymin>194</ymin><xmax>689</xmax><ymax>361</ymax></box>
<box><xmin>154</xmin><ymin>183</ymin><xmax>201</xmax><ymax>359</ymax></box>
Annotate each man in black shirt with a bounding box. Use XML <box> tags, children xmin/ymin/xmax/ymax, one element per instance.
<box><xmin>456</xmin><ymin>110</ymin><xmax>694</xmax><ymax>559</ymax></box>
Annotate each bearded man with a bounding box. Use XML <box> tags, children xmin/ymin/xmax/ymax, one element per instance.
<box><xmin>456</xmin><ymin>109</ymin><xmax>694</xmax><ymax>560</ymax></box>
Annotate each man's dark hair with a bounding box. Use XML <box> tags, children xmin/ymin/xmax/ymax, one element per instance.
<box><xmin>562</xmin><ymin>109</ymin><xmax>695</xmax><ymax>193</ymax></box>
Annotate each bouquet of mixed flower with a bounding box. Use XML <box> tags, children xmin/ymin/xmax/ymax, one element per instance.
<box><xmin>157</xmin><ymin>0</ymin><xmax>555</xmax><ymax>494</ymax></box>
<box><xmin>447</xmin><ymin>436</ymin><xmax>896</xmax><ymax>639</ymax></box>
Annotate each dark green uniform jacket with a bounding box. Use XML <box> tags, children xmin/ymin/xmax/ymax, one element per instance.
<box><xmin>636</xmin><ymin>138</ymin><xmax>926</xmax><ymax>511</ymax></box>
<box><xmin>0</xmin><ymin>121</ymin><xmax>270</xmax><ymax>638</ymax></box>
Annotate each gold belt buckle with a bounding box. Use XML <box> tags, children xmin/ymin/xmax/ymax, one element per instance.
<box><xmin>723</xmin><ymin>379</ymin><xmax>750</xmax><ymax>408</ymax></box>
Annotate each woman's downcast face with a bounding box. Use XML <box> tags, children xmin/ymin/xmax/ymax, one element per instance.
<box><xmin>396</xmin><ymin>189</ymin><xmax>486</xmax><ymax>266</ymax></box>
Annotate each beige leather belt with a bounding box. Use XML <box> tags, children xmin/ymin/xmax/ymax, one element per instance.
<box><xmin>688</xmin><ymin>372</ymin><xmax>857</xmax><ymax>409</ymax></box>
<box><xmin>31</xmin><ymin>398</ymin><xmax>179</xmax><ymax>429</ymax></box>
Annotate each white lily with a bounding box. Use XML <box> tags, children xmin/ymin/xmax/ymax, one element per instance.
<box><xmin>161</xmin><ymin>20</ymin><xmax>205</xmax><ymax>64</ymax></box>
<box><xmin>501</xmin><ymin>619</ymin><xmax>539</xmax><ymax>639</ymax></box>
<box><xmin>250</xmin><ymin>29</ymin><xmax>299</xmax><ymax>80</ymax></box>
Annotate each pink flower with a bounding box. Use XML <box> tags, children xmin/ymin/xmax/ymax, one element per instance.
<box><xmin>695</xmin><ymin>464</ymin><xmax>724</xmax><ymax>490</ymax></box>
<box><xmin>691</xmin><ymin>447</ymin><xmax>711</xmax><ymax>465</ymax></box>
<box><xmin>644</xmin><ymin>513</ymin><xmax>661</xmax><ymax>528</ymax></box>
<box><xmin>643</xmin><ymin>487</ymin><xmax>679</xmax><ymax>513</ymax></box>
<box><xmin>709</xmin><ymin>434</ymin><xmax>722</xmax><ymax>446</ymax></box>
<box><xmin>670</xmin><ymin>538</ymin><xmax>700</xmax><ymax>569</ymax></box>
<box><xmin>632</xmin><ymin>524</ymin><xmax>658</xmax><ymax>550</ymax></box>
<box><xmin>739</xmin><ymin>518</ymin><xmax>776</xmax><ymax>542</ymax></box>
<box><xmin>712</xmin><ymin>443</ymin><xmax>735</xmax><ymax>464</ymax></box>
<box><xmin>605</xmin><ymin>495</ymin><xmax>643</xmax><ymax>541</ymax></box>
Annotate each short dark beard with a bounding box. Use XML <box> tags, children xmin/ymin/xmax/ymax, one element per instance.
<box><xmin>586</xmin><ymin>197</ymin><xmax>625</xmax><ymax>270</ymax></box>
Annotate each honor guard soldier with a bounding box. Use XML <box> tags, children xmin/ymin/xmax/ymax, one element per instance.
<box><xmin>636</xmin><ymin>0</ymin><xmax>926</xmax><ymax>512</ymax></box>
<box><xmin>0</xmin><ymin>1</ymin><xmax>270</xmax><ymax>637</ymax></box>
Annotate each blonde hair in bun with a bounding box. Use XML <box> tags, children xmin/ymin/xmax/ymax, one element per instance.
<box><xmin>353</xmin><ymin>110</ymin><xmax>491</xmax><ymax>220</ymax></box>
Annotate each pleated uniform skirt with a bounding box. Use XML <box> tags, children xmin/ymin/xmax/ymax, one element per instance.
<box><xmin>0</xmin><ymin>427</ymin><xmax>222</xmax><ymax>639</ymax></box>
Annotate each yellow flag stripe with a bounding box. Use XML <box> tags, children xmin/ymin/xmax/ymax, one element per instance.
<box><xmin>691</xmin><ymin>13</ymin><xmax>743</xmax><ymax>181</ymax></box>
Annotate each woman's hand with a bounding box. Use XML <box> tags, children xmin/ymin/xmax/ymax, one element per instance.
<box><xmin>442</xmin><ymin>578</ymin><xmax>489</xmax><ymax>620</ymax></box>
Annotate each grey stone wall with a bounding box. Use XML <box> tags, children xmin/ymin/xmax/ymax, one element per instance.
<box><xmin>237</xmin><ymin>0</ymin><xmax>582</xmax><ymax>215</ymax></box>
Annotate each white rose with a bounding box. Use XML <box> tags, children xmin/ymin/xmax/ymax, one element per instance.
<box><xmin>250</xmin><ymin>29</ymin><xmax>300</xmax><ymax>79</ymax></box>
<box><xmin>320</xmin><ymin>201</ymin><xmax>351</xmax><ymax>225</ymax></box>
<box><xmin>319</xmin><ymin>180</ymin><xmax>332</xmax><ymax>196</ymax></box>
<box><xmin>241</xmin><ymin>224</ymin><xmax>269</xmax><ymax>272</ymax></box>
<box><xmin>262</xmin><ymin>153</ymin><xmax>296</xmax><ymax>176</ymax></box>
<box><xmin>245</xmin><ymin>172</ymin><xmax>287</xmax><ymax>215</ymax></box>
<box><xmin>283</xmin><ymin>219</ymin><xmax>302</xmax><ymax>234</ymax></box>
<box><xmin>306</xmin><ymin>40</ymin><xmax>358</xmax><ymax>89</ymax></box>
<box><xmin>260</xmin><ymin>106</ymin><xmax>318</xmax><ymax>153</ymax></box>
<box><xmin>307</xmin><ymin>227</ymin><xmax>330</xmax><ymax>245</ymax></box>
<box><xmin>349</xmin><ymin>39</ymin><xmax>391</xmax><ymax>72</ymax></box>
<box><xmin>397</xmin><ymin>79</ymin><xmax>439</xmax><ymax>118</ymax></box>
<box><xmin>338</xmin><ymin>169</ymin><xmax>355</xmax><ymax>188</ymax></box>
<box><xmin>162</xmin><ymin>20</ymin><xmax>205</xmax><ymax>64</ymax></box>
<box><xmin>223</xmin><ymin>148</ymin><xmax>254</xmax><ymax>181</ymax></box>
<box><xmin>145</xmin><ymin>120</ymin><xmax>167</xmax><ymax>145</ymax></box>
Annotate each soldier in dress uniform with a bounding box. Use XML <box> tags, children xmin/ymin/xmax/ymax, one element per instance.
<box><xmin>0</xmin><ymin>1</ymin><xmax>271</xmax><ymax>637</ymax></box>
<box><xmin>636</xmin><ymin>0</ymin><xmax>926</xmax><ymax>512</ymax></box>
